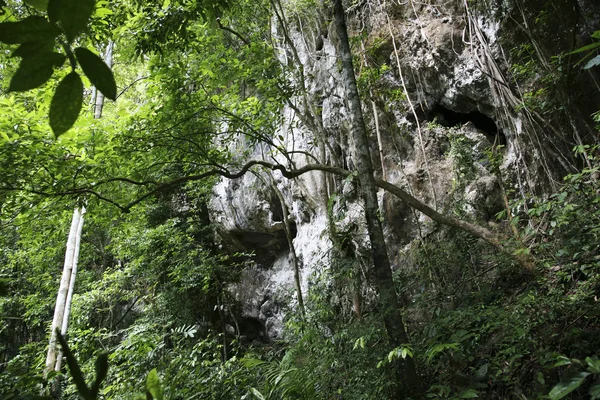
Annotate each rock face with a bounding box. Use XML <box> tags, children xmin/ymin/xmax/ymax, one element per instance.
<box><xmin>209</xmin><ymin>0</ymin><xmax>600</xmax><ymax>339</ymax></box>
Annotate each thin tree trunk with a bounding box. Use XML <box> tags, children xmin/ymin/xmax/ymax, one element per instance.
<box><xmin>45</xmin><ymin>208</ymin><xmax>81</xmax><ymax>375</ymax></box>
<box><xmin>332</xmin><ymin>0</ymin><xmax>420</xmax><ymax>396</ymax></box>
<box><xmin>55</xmin><ymin>207</ymin><xmax>86</xmax><ymax>372</ymax></box>
<box><xmin>94</xmin><ymin>41</ymin><xmax>114</xmax><ymax>119</ymax></box>
<box><xmin>270</xmin><ymin>181</ymin><xmax>306</xmax><ymax>317</ymax></box>
<box><xmin>360</xmin><ymin>39</ymin><xmax>386</xmax><ymax>179</ymax></box>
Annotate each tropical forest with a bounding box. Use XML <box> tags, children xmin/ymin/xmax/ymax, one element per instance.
<box><xmin>0</xmin><ymin>0</ymin><xmax>599</xmax><ymax>399</ymax></box>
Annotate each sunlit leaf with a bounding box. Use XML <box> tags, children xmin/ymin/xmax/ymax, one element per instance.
<box><xmin>94</xmin><ymin>7</ymin><xmax>113</xmax><ymax>18</ymax></box>
<box><xmin>50</xmin><ymin>72</ymin><xmax>83</xmax><ymax>138</ymax></box>
<box><xmin>584</xmin><ymin>55</ymin><xmax>600</xmax><ymax>70</ymax></box>
<box><xmin>553</xmin><ymin>356</ymin><xmax>572</xmax><ymax>367</ymax></box>
<box><xmin>567</xmin><ymin>42</ymin><xmax>600</xmax><ymax>55</ymax></box>
<box><xmin>549</xmin><ymin>371</ymin><xmax>590</xmax><ymax>400</ymax></box>
<box><xmin>250</xmin><ymin>388</ymin><xmax>266</xmax><ymax>400</ymax></box>
<box><xmin>146</xmin><ymin>369</ymin><xmax>164</xmax><ymax>400</ymax></box>
<box><xmin>75</xmin><ymin>47</ymin><xmax>116</xmax><ymax>100</ymax></box>
<box><xmin>240</xmin><ymin>358</ymin><xmax>267</xmax><ymax>368</ymax></box>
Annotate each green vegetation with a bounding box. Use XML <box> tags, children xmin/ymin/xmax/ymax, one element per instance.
<box><xmin>0</xmin><ymin>0</ymin><xmax>599</xmax><ymax>399</ymax></box>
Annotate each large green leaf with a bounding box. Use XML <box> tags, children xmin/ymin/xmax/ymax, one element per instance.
<box><xmin>0</xmin><ymin>16</ymin><xmax>60</xmax><ymax>44</ymax></box>
<box><xmin>48</xmin><ymin>0</ymin><xmax>95</xmax><ymax>42</ymax></box>
<box><xmin>146</xmin><ymin>369</ymin><xmax>164</xmax><ymax>400</ymax></box>
<box><xmin>584</xmin><ymin>55</ymin><xmax>600</xmax><ymax>70</ymax></box>
<box><xmin>567</xmin><ymin>41</ymin><xmax>600</xmax><ymax>55</ymax></box>
<box><xmin>49</xmin><ymin>72</ymin><xmax>83</xmax><ymax>138</ymax></box>
<box><xmin>57</xmin><ymin>330</ymin><xmax>92</xmax><ymax>400</ymax></box>
<box><xmin>75</xmin><ymin>47</ymin><xmax>116</xmax><ymax>100</ymax></box>
<box><xmin>90</xmin><ymin>352</ymin><xmax>109</xmax><ymax>397</ymax></box>
<box><xmin>8</xmin><ymin>52</ymin><xmax>65</xmax><ymax>92</ymax></box>
<box><xmin>587</xmin><ymin>357</ymin><xmax>600</xmax><ymax>374</ymax></box>
<box><xmin>549</xmin><ymin>371</ymin><xmax>590</xmax><ymax>400</ymax></box>
<box><xmin>458</xmin><ymin>389</ymin><xmax>479</xmax><ymax>398</ymax></box>
<box><xmin>11</xmin><ymin>40</ymin><xmax>55</xmax><ymax>58</ymax></box>
<box><xmin>590</xmin><ymin>381</ymin><xmax>600</xmax><ymax>400</ymax></box>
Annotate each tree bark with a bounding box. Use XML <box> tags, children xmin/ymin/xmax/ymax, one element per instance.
<box><xmin>45</xmin><ymin>208</ymin><xmax>81</xmax><ymax>374</ymax></box>
<box><xmin>94</xmin><ymin>41</ymin><xmax>114</xmax><ymax>119</ymax></box>
<box><xmin>271</xmin><ymin>182</ymin><xmax>306</xmax><ymax>317</ymax></box>
<box><xmin>332</xmin><ymin>0</ymin><xmax>420</xmax><ymax>396</ymax></box>
<box><xmin>55</xmin><ymin>207</ymin><xmax>86</xmax><ymax>372</ymax></box>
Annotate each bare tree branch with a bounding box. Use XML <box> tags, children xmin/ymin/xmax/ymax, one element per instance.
<box><xmin>2</xmin><ymin>159</ymin><xmax>532</xmax><ymax>267</ymax></box>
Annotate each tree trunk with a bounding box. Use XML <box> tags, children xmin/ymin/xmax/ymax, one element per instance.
<box><xmin>94</xmin><ymin>41</ymin><xmax>114</xmax><ymax>119</ymax></box>
<box><xmin>270</xmin><ymin>180</ymin><xmax>306</xmax><ymax>317</ymax></box>
<box><xmin>55</xmin><ymin>207</ymin><xmax>86</xmax><ymax>372</ymax></box>
<box><xmin>45</xmin><ymin>208</ymin><xmax>82</xmax><ymax>374</ymax></box>
<box><xmin>331</xmin><ymin>0</ymin><xmax>420</xmax><ymax>396</ymax></box>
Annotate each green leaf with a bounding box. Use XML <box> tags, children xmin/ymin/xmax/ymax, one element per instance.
<box><xmin>458</xmin><ymin>389</ymin><xmax>479</xmax><ymax>398</ymax></box>
<box><xmin>56</xmin><ymin>330</ymin><xmax>92</xmax><ymax>400</ymax></box>
<box><xmin>353</xmin><ymin>337</ymin><xmax>365</xmax><ymax>350</ymax></box>
<box><xmin>567</xmin><ymin>42</ymin><xmax>600</xmax><ymax>55</ymax></box>
<box><xmin>49</xmin><ymin>72</ymin><xmax>83</xmax><ymax>138</ymax></box>
<box><xmin>250</xmin><ymin>388</ymin><xmax>266</xmax><ymax>400</ymax></box>
<box><xmin>475</xmin><ymin>364</ymin><xmax>489</xmax><ymax>380</ymax></box>
<box><xmin>240</xmin><ymin>358</ymin><xmax>267</xmax><ymax>368</ymax></box>
<box><xmin>553</xmin><ymin>356</ymin><xmax>572</xmax><ymax>367</ymax></box>
<box><xmin>91</xmin><ymin>352</ymin><xmax>109</xmax><ymax>397</ymax></box>
<box><xmin>8</xmin><ymin>52</ymin><xmax>65</xmax><ymax>92</ymax></box>
<box><xmin>146</xmin><ymin>369</ymin><xmax>164</xmax><ymax>400</ymax></box>
<box><xmin>549</xmin><ymin>371</ymin><xmax>590</xmax><ymax>400</ymax></box>
<box><xmin>94</xmin><ymin>7</ymin><xmax>113</xmax><ymax>18</ymax></box>
<box><xmin>12</xmin><ymin>40</ymin><xmax>55</xmax><ymax>58</ymax></box>
<box><xmin>48</xmin><ymin>0</ymin><xmax>95</xmax><ymax>42</ymax></box>
<box><xmin>590</xmin><ymin>381</ymin><xmax>600</xmax><ymax>399</ymax></box>
<box><xmin>0</xmin><ymin>16</ymin><xmax>60</xmax><ymax>44</ymax></box>
<box><xmin>586</xmin><ymin>357</ymin><xmax>600</xmax><ymax>374</ymax></box>
<box><xmin>584</xmin><ymin>55</ymin><xmax>600</xmax><ymax>70</ymax></box>
<box><xmin>24</xmin><ymin>0</ymin><xmax>49</xmax><ymax>10</ymax></box>
<box><xmin>75</xmin><ymin>47</ymin><xmax>116</xmax><ymax>100</ymax></box>
<box><xmin>425</xmin><ymin>343</ymin><xmax>459</xmax><ymax>363</ymax></box>
<box><xmin>537</xmin><ymin>372</ymin><xmax>546</xmax><ymax>385</ymax></box>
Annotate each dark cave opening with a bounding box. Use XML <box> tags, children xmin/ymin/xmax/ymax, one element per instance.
<box><xmin>428</xmin><ymin>105</ymin><xmax>506</xmax><ymax>145</ymax></box>
<box><xmin>270</xmin><ymin>193</ymin><xmax>297</xmax><ymax>239</ymax></box>
<box><xmin>270</xmin><ymin>193</ymin><xmax>284</xmax><ymax>222</ymax></box>
<box><xmin>289</xmin><ymin>221</ymin><xmax>297</xmax><ymax>239</ymax></box>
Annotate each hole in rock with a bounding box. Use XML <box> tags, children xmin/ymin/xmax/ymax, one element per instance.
<box><xmin>270</xmin><ymin>193</ymin><xmax>284</xmax><ymax>222</ymax></box>
<box><xmin>315</xmin><ymin>35</ymin><xmax>324</xmax><ymax>52</ymax></box>
<box><xmin>428</xmin><ymin>105</ymin><xmax>506</xmax><ymax>145</ymax></box>
<box><xmin>289</xmin><ymin>221</ymin><xmax>297</xmax><ymax>239</ymax></box>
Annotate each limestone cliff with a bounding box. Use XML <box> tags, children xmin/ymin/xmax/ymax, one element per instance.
<box><xmin>209</xmin><ymin>0</ymin><xmax>600</xmax><ymax>339</ymax></box>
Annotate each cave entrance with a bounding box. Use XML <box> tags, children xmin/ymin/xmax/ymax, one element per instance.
<box><xmin>269</xmin><ymin>192</ymin><xmax>297</xmax><ymax>239</ymax></box>
<box><xmin>428</xmin><ymin>104</ymin><xmax>506</xmax><ymax>145</ymax></box>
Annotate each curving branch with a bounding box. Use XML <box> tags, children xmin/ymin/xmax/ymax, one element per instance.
<box><xmin>2</xmin><ymin>159</ymin><xmax>532</xmax><ymax>267</ymax></box>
